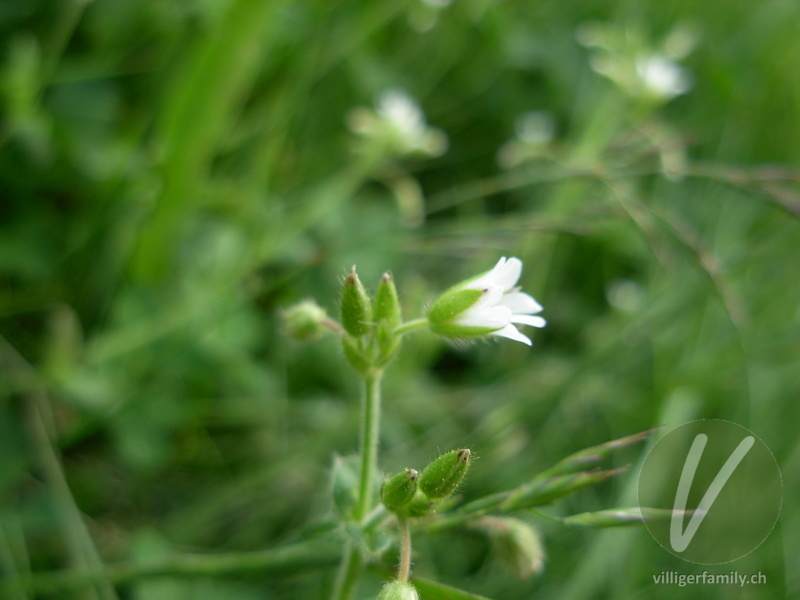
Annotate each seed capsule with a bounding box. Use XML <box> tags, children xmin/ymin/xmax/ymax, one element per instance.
<box><xmin>374</xmin><ymin>271</ymin><xmax>401</xmax><ymax>327</ymax></box>
<box><xmin>419</xmin><ymin>449</ymin><xmax>471</xmax><ymax>500</ymax></box>
<box><xmin>381</xmin><ymin>468</ymin><xmax>419</xmax><ymax>512</ymax></box>
<box><xmin>341</xmin><ymin>266</ymin><xmax>372</xmax><ymax>337</ymax></box>
<box><xmin>281</xmin><ymin>300</ymin><xmax>329</xmax><ymax>342</ymax></box>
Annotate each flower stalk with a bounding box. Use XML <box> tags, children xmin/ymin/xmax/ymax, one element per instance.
<box><xmin>330</xmin><ymin>369</ymin><xmax>383</xmax><ymax>600</ymax></box>
<box><xmin>356</xmin><ymin>371</ymin><xmax>383</xmax><ymax>520</ymax></box>
<box><xmin>392</xmin><ymin>318</ymin><xmax>428</xmax><ymax>337</ymax></box>
<box><xmin>398</xmin><ymin>515</ymin><xmax>412</xmax><ymax>583</ymax></box>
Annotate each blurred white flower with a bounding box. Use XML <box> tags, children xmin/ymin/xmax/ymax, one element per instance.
<box><xmin>577</xmin><ymin>22</ymin><xmax>696</xmax><ymax>103</ymax></box>
<box><xmin>346</xmin><ymin>88</ymin><xmax>447</xmax><ymax>158</ymax></box>
<box><xmin>377</xmin><ymin>89</ymin><xmax>428</xmax><ymax>142</ymax></box>
<box><xmin>428</xmin><ymin>257</ymin><xmax>546</xmax><ymax>346</ymax></box>
<box><xmin>636</xmin><ymin>53</ymin><xmax>692</xmax><ymax>99</ymax></box>
<box><xmin>515</xmin><ymin>111</ymin><xmax>556</xmax><ymax>145</ymax></box>
<box><xmin>606</xmin><ymin>278</ymin><xmax>645</xmax><ymax>312</ymax></box>
<box><xmin>497</xmin><ymin>111</ymin><xmax>556</xmax><ymax>168</ymax></box>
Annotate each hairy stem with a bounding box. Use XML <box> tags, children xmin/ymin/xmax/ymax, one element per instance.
<box><xmin>330</xmin><ymin>370</ymin><xmax>384</xmax><ymax>600</ymax></box>
<box><xmin>356</xmin><ymin>371</ymin><xmax>383</xmax><ymax>520</ymax></box>
<box><xmin>393</xmin><ymin>318</ymin><xmax>428</xmax><ymax>337</ymax></box>
<box><xmin>398</xmin><ymin>516</ymin><xmax>412</xmax><ymax>583</ymax></box>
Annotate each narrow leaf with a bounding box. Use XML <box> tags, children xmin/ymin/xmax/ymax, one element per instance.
<box><xmin>563</xmin><ymin>507</ymin><xmax>701</xmax><ymax>528</ymax></box>
<box><xmin>502</xmin><ymin>467</ymin><xmax>627</xmax><ymax>510</ymax></box>
<box><xmin>542</xmin><ymin>429</ymin><xmax>654</xmax><ymax>477</ymax></box>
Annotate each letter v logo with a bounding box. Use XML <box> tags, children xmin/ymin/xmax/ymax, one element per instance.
<box><xmin>669</xmin><ymin>433</ymin><xmax>755</xmax><ymax>552</ymax></box>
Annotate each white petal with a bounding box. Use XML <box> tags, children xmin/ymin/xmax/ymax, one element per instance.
<box><xmin>492</xmin><ymin>257</ymin><xmax>523</xmax><ymax>290</ymax></box>
<box><xmin>459</xmin><ymin>305</ymin><xmax>512</xmax><ymax>329</ymax></box>
<box><xmin>467</xmin><ymin>257</ymin><xmax>507</xmax><ymax>290</ymax></box>
<box><xmin>500</xmin><ymin>292</ymin><xmax>542</xmax><ymax>314</ymax></box>
<box><xmin>471</xmin><ymin>285</ymin><xmax>504</xmax><ymax>310</ymax></box>
<box><xmin>510</xmin><ymin>314</ymin><xmax>547</xmax><ymax>328</ymax></box>
<box><xmin>490</xmin><ymin>324</ymin><xmax>532</xmax><ymax>346</ymax></box>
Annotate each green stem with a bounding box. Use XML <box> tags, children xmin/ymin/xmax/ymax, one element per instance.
<box><xmin>355</xmin><ymin>371</ymin><xmax>383</xmax><ymax>520</ymax></box>
<box><xmin>330</xmin><ymin>542</ymin><xmax>363</xmax><ymax>600</ymax></box>
<box><xmin>397</xmin><ymin>516</ymin><xmax>411</xmax><ymax>583</ymax></box>
<box><xmin>393</xmin><ymin>318</ymin><xmax>428</xmax><ymax>337</ymax></box>
<box><xmin>330</xmin><ymin>370</ymin><xmax>384</xmax><ymax>600</ymax></box>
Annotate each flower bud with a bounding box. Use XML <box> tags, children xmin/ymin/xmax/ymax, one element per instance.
<box><xmin>376</xmin><ymin>580</ymin><xmax>420</xmax><ymax>600</ymax></box>
<box><xmin>374</xmin><ymin>272</ymin><xmax>401</xmax><ymax>327</ymax></box>
<box><xmin>281</xmin><ymin>300</ymin><xmax>330</xmax><ymax>342</ymax></box>
<box><xmin>341</xmin><ymin>266</ymin><xmax>372</xmax><ymax>337</ymax></box>
<box><xmin>478</xmin><ymin>516</ymin><xmax>546</xmax><ymax>578</ymax></box>
<box><xmin>419</xmin><ymin>449</ymin><xmax>471</xmax><ymax>500</ymax></box>
<box><xmin>381</xmin><ymin>468</ymin><xmax>418</xmax><ymax>512</ymax></box>
<box><xmin>374</xmin><ymin>271</ymin><xmax>402</xmax><ymax>366</ymax></box>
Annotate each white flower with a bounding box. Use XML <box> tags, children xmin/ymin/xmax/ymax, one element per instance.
<box><xmin>428</xmin><ymin>257</ymin><xmax>546</xmax><ymax>346</ymax></box>
<box><xmin>346</xmin><ymin>88</ymin><xmax>448</xmax><ymax>158</ymax></box>
<box><xmin>577</xmin><ymin>21</ymin><xmax>695</xmax><ymax>104</ymax></box>
<box><xmin>376</xmin><ymin>89</ymin><xmax>428</xmax><ymax>144</ymax></box>
<box><xmin>636</xmin><ymin>53</ymin><xmax>692</xmax><ymax>99</ymax></box>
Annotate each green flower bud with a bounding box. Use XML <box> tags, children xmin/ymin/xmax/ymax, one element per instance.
<box><xmin>341</xmin><ymin>266</ymin><xmax>372</xmax><ymax>337</ymax></box>
<box><xmin>281</xmin><ymin>300</ymin><xmax>330</xmax><ymax>342</ymax></box>
<box><xmin>374</xmin><ymin>272</ymin><xmax>401</xmax><ymax>327</ymax></box>
<box><xmin>419</xmin><ymin>449</ymin><xmax>471</xmax><ymax>500</ymax></box>
<box><xmin>373</xmin><ymin>272</ymin><xmax>402</xmax><ymax>366</ymax></box>
<box><xmin>404</xmin><ymin>489</ymin><xmax>437</xmax><ymax>517</ymax></box>
<box><xmin>376</xmin><ymin>580</ymin><xmax>420</xmax><ymax>600</ymax></box>
<box><xmin>478</xmin><ymin>516</ymin><xmax>546</xmax><ymax>578</ymax></box>
<box><xmin>381</xmin><ymin>468</ymin><xmax>418</xmax><ymax>512</ymax></box>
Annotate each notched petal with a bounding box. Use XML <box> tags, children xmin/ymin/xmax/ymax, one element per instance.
<box><xmin>491</xmin><ymin>324</ymin><xmax>533</xmax><ymax>346</ymax></box>
<box><xmin>501</xmin><ymin>292</ymin><xmax>543</xmax><ymax>314</ymax></box>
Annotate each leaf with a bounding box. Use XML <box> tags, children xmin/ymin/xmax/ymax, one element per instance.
<box><xmin>541</xmin><ymin>429</ymin><xmax>653</xmax><ymax>477</ymax></box>
<box><xmin>502</xmin><ymin>467</ymin><xmax>627</xmax><ymax>510</ymax></box>
<box><xmin>562</xmin><ymin>507</ymin><xmax>699</xmax><ymax>528</ymax></box>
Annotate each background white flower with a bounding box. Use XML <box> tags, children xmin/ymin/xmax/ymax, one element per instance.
<box><xmin>346</xmin><ymin>88</ymin><xmax>448</xmax><ymax>158</ymax></box>
<box><xmin>636</xmin><ymin>54</ymin><xmax>692</xmax><ymax>99</ymax></box>
<box><xmin>577</xmin><ymin>21</ymin><xmax>696</xmax><ymax>104</ymax></box>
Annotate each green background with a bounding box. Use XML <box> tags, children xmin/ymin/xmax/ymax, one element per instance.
<box><xmin>1</xmin><ymin>0</ymin><xmax>798</xmax><ymax>598</ymax></box>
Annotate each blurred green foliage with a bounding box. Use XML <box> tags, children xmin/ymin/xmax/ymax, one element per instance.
<box><xmin>1</xmin><ymin>0</ymin><xmax>799</xmax><ymax>599</ymax></box>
